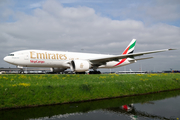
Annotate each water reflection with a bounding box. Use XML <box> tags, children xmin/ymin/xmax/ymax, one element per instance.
<box><xmin>108</xmin><ymin>103</ymin><xmax>176</xmax><ymax>120</ymax></box>
<box><xmin>0</xmin><ymin>90</ymin><xmax>180</xmax><ymax>120</ymax></box>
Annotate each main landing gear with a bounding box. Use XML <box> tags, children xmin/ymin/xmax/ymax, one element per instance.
<box><xmin>75</xmin><ymin>71</ymin><xmax>101</xmax><ymax>74</ymax></box>
<box><xmin>89</xmin><ymin>70</ymin><xmax>101</xmax><ymax>74</ymax></box>
<box><xmin>76</xmin><ymin>72</ymin><xmax>86</xmax><ymax>74</ymax></box>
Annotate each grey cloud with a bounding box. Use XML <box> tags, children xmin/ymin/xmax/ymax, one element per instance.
<box><xmin>105</xmin><ymin>0</ymin><xmax>180</xmax><ymax>24</ymax></box>
<box><xmin>146</xmin><ymin>5</ymin><xmax>180</xmax><ymax>22</ymax></box>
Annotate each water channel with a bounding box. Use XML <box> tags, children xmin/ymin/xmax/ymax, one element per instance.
<box><xmin>1</xmin><ymin>90</ymin><xmax>180</xmax><ymax>120</ymax></box>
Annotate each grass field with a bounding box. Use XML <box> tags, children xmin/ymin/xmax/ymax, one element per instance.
<box><xmin>0</xmin><ymin>73</ymin><xmax>180</xmax><ymax>109</ymax></box>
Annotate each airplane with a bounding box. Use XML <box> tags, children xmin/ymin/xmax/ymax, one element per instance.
<box><xmin>3</xmin><ymin>39</ymin><xmax>175</xmax><ymax>74</ymax></box>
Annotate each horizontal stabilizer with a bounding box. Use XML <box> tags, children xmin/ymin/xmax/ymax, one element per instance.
<box><xmin>135</xmin><ymin>57</ymin><xmax>153</xmax><ymax>61</ymax></box>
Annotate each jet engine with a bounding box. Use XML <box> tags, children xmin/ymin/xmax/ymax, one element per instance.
<box><xmin>70</xmin><ymin>60</ymin><xmax>91</xmax><ymax>72</ymax></box>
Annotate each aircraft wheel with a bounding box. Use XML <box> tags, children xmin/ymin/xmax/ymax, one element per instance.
<box><xmin>89</xmin><ymin>71</ymin><xmax>101</xmax><ymax>74</ymax></box>
<box><xmin>76</xmin><ymin>72</ymin><xmax>85</xmax><ymax>74</ymax></box>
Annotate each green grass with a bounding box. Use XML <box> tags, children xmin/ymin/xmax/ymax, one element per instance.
<box><xmin>0</xmin><ymin>73</ymin><xmax>180</xmax><ymax>109</ymax></box>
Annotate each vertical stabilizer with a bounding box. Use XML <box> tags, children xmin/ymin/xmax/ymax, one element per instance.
<box><xmin>122</xmin><ymin>39</ymin><xmax>136</xmax><ymax>54</ymax></box>
<box><xmin>114</xmin><ymin>39</ymin><xmax>136</xmax><ymax>67</ymax></box>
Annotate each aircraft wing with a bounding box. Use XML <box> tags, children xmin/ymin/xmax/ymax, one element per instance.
<box><xmin>89</xmin><ymin>49</ymin><xmax>175</xmax><ymax>65</ymax></box>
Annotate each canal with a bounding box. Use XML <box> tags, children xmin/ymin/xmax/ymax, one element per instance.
<box><xmin>1</xmin><ymin>90</ymin><xmax>180</xmax><ymax>120</ymax></box>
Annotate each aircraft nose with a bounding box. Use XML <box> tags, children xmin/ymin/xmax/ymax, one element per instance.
<box><xmin>4</xmin><ymin>56</ymin><xmax>11</xmax><ymax>63</ymax></box>
<box><xmin>4</xmin><ymin>56</ymin><xmax>8</xmax><ymax>62</ymax></box>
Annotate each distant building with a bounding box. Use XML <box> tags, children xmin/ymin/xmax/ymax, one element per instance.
<box><xmin>163</xmin><ymin>71</ymin><xmax>172</xmax><ymax>73</ymax></box>
<box><xmin>116</xmin><ymin>71</ymin><xmax>147</xmax><ymax>74</ymax></box>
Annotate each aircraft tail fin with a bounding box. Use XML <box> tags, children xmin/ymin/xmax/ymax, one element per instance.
<box><xmin>122</xmin><ymin>39</ymin><xmax>136</xmax><ymax>55</ymax></box>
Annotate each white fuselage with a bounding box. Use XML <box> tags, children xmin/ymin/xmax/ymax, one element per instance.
<box><xmin>3</xmin><ymin>50</ymin><xmax>135</xmax><ymax>70</ymax></box>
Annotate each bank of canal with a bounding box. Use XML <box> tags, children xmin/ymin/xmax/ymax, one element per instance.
<box><xmin>0</xmin><ymin>73</ymin><xmax>180</xmax><ymax>109</ymax></box>
<box><xmin>1</xmin><ymin>90</ymin><xmax>180</xmax><ymax>120</ymax></box>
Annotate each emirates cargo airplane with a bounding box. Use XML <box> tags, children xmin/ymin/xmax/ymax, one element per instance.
<box><xmin>3</xmin><ymin>39</ymin><xmax>174</xmax><ymax>74</ymax></box>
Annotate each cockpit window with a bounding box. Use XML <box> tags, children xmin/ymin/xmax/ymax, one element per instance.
<box><xmin>8</xmin><ymin>54</ymin><xmax>14</xmax><ymax>56</ymax></box>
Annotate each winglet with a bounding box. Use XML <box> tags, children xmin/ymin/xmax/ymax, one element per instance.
<box><xmin>122</xmin><ymin>39</ymin><xmax>136</xmax><ymax>55</ymax></box>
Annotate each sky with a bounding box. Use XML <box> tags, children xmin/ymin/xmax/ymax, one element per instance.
<box><xmin>0</xmin><ymin>0</ymin><xmax>180</xmax><ymax>72</ymax></box>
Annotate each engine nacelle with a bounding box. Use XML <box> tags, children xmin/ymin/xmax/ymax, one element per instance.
<box><xmin>70</xmin><ymin>60</ymin><xmax>91</xmax><ymax>72</ymax></box>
